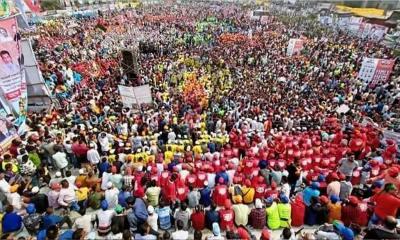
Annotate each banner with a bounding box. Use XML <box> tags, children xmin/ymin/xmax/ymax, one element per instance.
<box><xmin>348</xmin><ymin>16</ymin><xmax>363</xmax><ymax>33</ymax></box>
<box><xmin>287</xmin><ymin>38</ymin><xmax>304</xmax><ymax>57</ymax></box>
<box><xmin>0</xmin><ymin>16</ymin><xmax>27</xmax><ymax>132</ymax></box>
<box><xmin>319</xmin><ymin>16</ymin><xmax>333</xmax><ymax>25</ymax></box>
<box><xmin>0</xmin><ymin>116</ymin><xmax>17</xmax><ymax>149</ymax></box>
<box><xmin>358</xmin><ymin>57</ymin><xmax>395</xmax><ymax>87</ymax></box>
<box><xmin>133</xmin><ymin>84</ymin><xmax>152</xmax><ymax>104</ymax></box>
<box><xmin>118</xmin><ymin>84</ymin><xmax>152</xmax><ymax>107</ymax></box>
<box><xmin>358</xmin><ymin>22</ymin><xmax>388</xmax><ymax>41</ymax></box>
<box><xmin>118</xmin><ymin>85</ymin><xmax>136</xmax><ymax>107</ymax></box>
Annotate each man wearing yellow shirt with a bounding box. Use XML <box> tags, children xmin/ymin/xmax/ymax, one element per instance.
<box><xmin>242</xmin><ymin>179</ymin><xmax>255</xmax><ymax>204</ymax></box>
<box><xmin>75</xmin><ymin>182</ymin><xmax>89</xmax><ymax>209</ymax></box>
<box><xmin>164</xmin><ymin>146</ymin><xmax>174</xmax><ymax>164</ymax></box>
<box><xmin>193</xmin><ymin>142</ymin><xmax>202</xmax><ymax>155</ymax></box>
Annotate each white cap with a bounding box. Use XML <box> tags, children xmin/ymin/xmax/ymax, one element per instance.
<box><xmin>147</xmin><ymin>205</ymin><xmax>154</xmax><ymax>214</ymax></box>
<box><xmin>255</xmin><ymin>198</ymin><xmax>262</xmax><ymax>208</ymax></box>
<box><xmin>55</xmin><ymin>172</ymin><xmax>62</xmax><ymax>177</ymax></box>
<box><xmin>79</xmin><ymin>169</ymin><xmax>85</xmax><ymax>174</ymax></box>
<box><xmin>107</xmin><ymin>182</ymin><xmax>113</xmax><ymax>188</ymax></box>
<box><xmin>31</xmin><ymin>186</ymin><xmax>39</xmax><ymax>194</ymax></box>
<box><xmin>89</xmin><ymin>143</ymin><xmax>95</xmax><ymax>148</ymax></box>
<box><xmin>204</xmin><ymin>181</ymin><xmax>209</xmax><ymax>186</ymax></box>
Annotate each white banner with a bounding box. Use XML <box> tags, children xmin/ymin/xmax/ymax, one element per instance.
<box><xmin>133</xmin><ymin>85</ymin><xmax>152</xmax><ymax>105</ymax></box>
<box><xmin>287</xmin><ymin>39</ymin><xmax>304</xmax><ymax>57</ymax></box>
<box><xmin>358</xmin><ymin>57</ymin><xmax>395</xmax><ymax>87</ymax></box>
<box><xmin>118</xmin><ymin>85</ymin><xmax>136</xmax><ymax>107</ymax></box>
<box><xmin>358</xmin><ymin>23</ymin><xmax>388</xmax><ymax>41</ymax></box>
<box><xmin>118</xmin><ymin>84</ymin><xmax>153</xmax><ymax>107</ymax></box>
<box><xmin>348</xmin><ymin>16</ymin><xmax>363</xmax><ymax>33</ymax></box>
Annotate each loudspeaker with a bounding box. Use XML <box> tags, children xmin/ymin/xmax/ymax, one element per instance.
<box><xmin>121</xmin><ymin>49</ymin><xmax>138</xmax><ymax>74</ymax></box>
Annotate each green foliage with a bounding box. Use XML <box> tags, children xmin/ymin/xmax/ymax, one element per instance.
<box><xmin>40</xmin><ymin>0</ymin><xmax>62</xmax><ymax>10</ymax></box>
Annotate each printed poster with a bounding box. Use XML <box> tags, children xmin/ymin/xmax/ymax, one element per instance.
<box><xmin>0</xmin><ymin>116</ymin><xmax>17</xmax><ymax>149</ymax></box>
<box><xmin>358</xmin><ymin>57</ymin><xmax>395</xmax><ymax>87</ymax></box>
<box><xmin>287</xmin><ymin>39</ymin><xmax>304</xmax><ymax>57</ymax></box>
<box><xmin>0</xmin><ymin>16</ymin><xmax>27</xmax><ymax>131</ymax></box>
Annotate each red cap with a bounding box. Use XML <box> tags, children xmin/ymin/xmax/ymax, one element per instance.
<box><xmin>388</xmin><ymin>167</ymin><xmax>399</xmax><ymax>177</ymax></box>
<box><xmin>245</xmin><ymin>179</ymin><xmax>251</xmax><ymax>187</ymax></box>
<box><xmin>348</xmin><ymin>196</ymin><xmax>359</xmax><ymax>205</ymax></box>
<box><xmin>330</xmin><ymin>172</ymin><xmax>339</xmax><ymax>180</ymax></box>
<box><xmin>271</xmin><ymin>181</ymin><xmax>277</xmax><ymax>189</ymax></box>
<box><xmin>319</xmin><ymin>195</ymin><xmax>329</xmax><ymax>204</ymax></box>
<box><xmin>261</xmin><ymin>229</ymin><xmax>271</xmax><ymax>240</ymax></box>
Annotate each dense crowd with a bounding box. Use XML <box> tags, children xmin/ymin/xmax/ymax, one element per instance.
<box><xmin>0</xmin><ymin>2</ymin><xmax>400</xmax><ymax>240</ymax></box>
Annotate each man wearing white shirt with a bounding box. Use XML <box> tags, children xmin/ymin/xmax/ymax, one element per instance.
<box><xmin>87</xmin><ymin>143</ymin><xmax>101</xmax><ymax>166</ymax></box>
<box><xmin>74</xmin><ymin>208</ymin><xmax>93</xmax><ymax>233</ymax></box>
<box><xmin>0</xmin><ymin>173</ymin><xmax>10</xmax><ymax>194</ymax></box>
<box><xmin>172</xmin><ymin>220</ymin><xmax>188</xmax><ymax>240</ymax></box>
<box><xmin>52</xmin><ymin>146</ymin><xmax>69</xmax><ymax>177</ymax></box>
<box><xmin>58</xmin><ymin>180</ymin><xmax>76</xmax><ymax>208</ymax></box>
<box><xmin>0</xmin><ymin>50</ymin><xmax>19</xmax><ymax>77</ymax></box>
<box><xmin>105</xmin><ymin>182</ymin><xmax>119</xmax><ymax>209</ymax></box>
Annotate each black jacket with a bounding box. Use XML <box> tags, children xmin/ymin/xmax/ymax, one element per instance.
<box><xmin>364</xmin><ymin>227</ymin><xmax>400</xmax><ymax>239</ymax></box>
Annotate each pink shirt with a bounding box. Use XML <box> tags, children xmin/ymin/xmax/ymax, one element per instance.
<box><xmin>48</xmin><ymin>190</ymin><xmax>60</xmax><ymax>208</ymax></box>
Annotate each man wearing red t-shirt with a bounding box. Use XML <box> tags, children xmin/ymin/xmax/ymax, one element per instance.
<box><xmin>212</xmin><ymin>178</ymin><xmax>229</xmax><ymax>206</ymax></box>
<box><xmin>242</xmin><ymin>157</ymin><xmax>254</xmax><ymax>177</ymax></box>
<box><xmin>237</xmin><ymin>226</ymin><xmax>252</xmax><ymax>240</ymax></box>
<box><xmin>219</xmin><ymin>199</ymin><xmax>235</xmax><ymax>231</ymax></box>
<box><xmin>186</xmin><ymin>173</ymin><xmax>197</xmax><ymax>187</ymax></box>
<box><xmin>159</xmin><ymin>169</ymin><xmax>170</xmax><ymax>188</ymax></box>
<box><xmin>191</xmin><ymin>205</ymin><xmax>205</xmax><ymax>231</ymax></box>
<box><xmin>176</xmin><ymin>179</ymin><xmax>189</xmax><ymax>202</ymax></box>
<box><xmin>163</xmin><ymin>174</ymin><xmax>177</xmax><ymax>204</ymax></box>
<box><xmin>264</xmin><ymin>182</ymin><xmax>279</xmax><ymax>200</ymax></box>
<box><xmin>371</xmin><ymin>183</ymin><xmax>400</xmax><ymax>222</ymax></box>
<box><xmin>196</xmin><ymin>170</ymin><xmax>207</xmax><ymax>188</ymax></box>
<box><xmin>254</xmin><ymin>176</ymin><xmax>267</xmax><ymax>200</ymax></box>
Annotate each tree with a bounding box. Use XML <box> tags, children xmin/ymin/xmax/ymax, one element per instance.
<box><xmin>40</xmin><ymin>0</ymin><xmax>62</xmax><ymax>10</ymax></box>
<box><xmin>383</xmin><ymin>20</ymin><xmax>400</xmax><ymax>56</ymax></box>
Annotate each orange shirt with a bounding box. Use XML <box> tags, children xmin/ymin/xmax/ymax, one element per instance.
<box><xmin>327</xmin><ymin>203</ymin><xmax>342</xmax><ymax>223</ymax></box>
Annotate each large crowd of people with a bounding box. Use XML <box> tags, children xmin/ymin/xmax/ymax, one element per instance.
<box><xmin>0</xmin><ymin>1</ymin><xmax>399</xmax><ymax>240</ymax></box>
